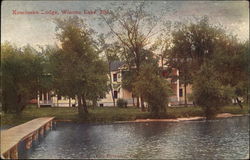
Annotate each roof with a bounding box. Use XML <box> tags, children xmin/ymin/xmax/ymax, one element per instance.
<box><xmin>110</xmin><ymin>61</ymin><xmax>125</xmax><ymax>71</ymax></box>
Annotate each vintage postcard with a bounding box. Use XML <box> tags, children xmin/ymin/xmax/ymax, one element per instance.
<box><xmin>1</xmin><ymin>0</ymin><xmax>249</xmax><ymax>159</ymax></box>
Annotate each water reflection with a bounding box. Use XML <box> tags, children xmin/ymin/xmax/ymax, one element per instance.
<box><xmin>21</xmin><ymin>116</ymin><xmax>249</xmax><ymax>159</ymax></box>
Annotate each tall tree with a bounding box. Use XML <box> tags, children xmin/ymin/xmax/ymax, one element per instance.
<box><xmin>168</xmin><ymin>17</ymin><xmax>229</xmax><ymax>106</ymax></box>
<box><xmin>100</xmin><ymin>2</ymin><xmax>171</xmax><ymax>111</ymax></box>
<box><xmin>51</xmin><ymin>16</ymin><xmax>108</xmax><ymax>115</ymax></box>
<box><xmin>172</xmin><ymin>17</ymin><xmax>248</xmax><ymax>114</ymax></box>
<box><xmin>211</xmin><ymin>37</ymin><xmax>249</xmax><ymax>108</ymax></box>
<box><xmin>1</xmin><ymin>43</ymin><xmax>43</xmax><ymax>113</ymax></box>
<box><xmin>98</xmin><ymin>35</ymin><xmax>120</xmax><ymax>107</ymax></box>
<box><xmin>168</xmin><ymin>29</ymin><xmax>193</xmax><ymax>106</ymax></box>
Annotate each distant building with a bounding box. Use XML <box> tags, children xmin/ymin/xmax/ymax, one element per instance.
<box><xmin>38</xmin><ymin>61</ymin><xmax>193</xmax><ymax>107</ymax></box>
<box><xmin>98</xmin><ymin>61</ymin><xmax>193</xmax><ymax>107</ymax></box>
<box><xmin>97</xmin><ymin>61</ymin><xmax>134</xmax><ymax>107</ymax></box>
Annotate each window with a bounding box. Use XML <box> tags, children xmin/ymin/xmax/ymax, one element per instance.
<box><xmin>162</xmin><ymin>71</ymin><xmax>168</xmax><ymax>78</ymax></box>
<box><xmin>99</xmin><ymin>95</ymin><xmax>104</xmax><ymax>99</ymax></box>
<box><xmin>179</xmin><ymin>88</ymin><xmax>183</xmax><ymax>97</ymax></box>
<box><xmin>114</xmin><ymin>91</ymin><xmax>118</xmax><ymax>99</ymax></box>
<box><xmin>58</xmin><ymin>95</ymin><xmax>62</xmax><ymax>100</ymax></box>
<box><xmin>113</xmin><ymin>73</ymin><xmax>117</xmax><ymax>82</ymax></box>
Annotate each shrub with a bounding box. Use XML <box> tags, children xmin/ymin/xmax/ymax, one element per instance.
<box><xmin>133</xmin><ymin>64</ymin><xmax>172</xmax><ymax>115</ymax></box>
<box><xmin>117</xmin><ymin>98</ymin><xmax>128</xmax><ymax>108</ymax></box>
<box><xmin>192</xmin><ymin>64</ymin><xmax>231</xmax><ymax>119</ymax></box>
<box><xmin>2</xmin><ymin>43</ymin><xmax>44</xmax><ymax>113</ymax></box>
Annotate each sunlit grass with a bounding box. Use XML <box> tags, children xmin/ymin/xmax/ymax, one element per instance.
<box><xmin>1</xmin><ymin>104</ymin><xmax>249</xmax><ymax>126</ymax></box>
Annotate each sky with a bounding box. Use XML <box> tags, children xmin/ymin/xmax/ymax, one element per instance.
<box><xmin>1</xmin><ymin>1</ymin><xmax>249</xmax><ymax>49</ymax></box>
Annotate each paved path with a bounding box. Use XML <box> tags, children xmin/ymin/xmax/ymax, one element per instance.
<box><xmin>1</xmin><ymin>117</ymin><xmax>54</xmax><ymax>156</ymax></box>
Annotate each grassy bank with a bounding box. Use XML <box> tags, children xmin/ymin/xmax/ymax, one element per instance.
<box><xmin>1</xmin><ymin>105</ymin><xmax>249</xmax><ymax>126</ymax></box>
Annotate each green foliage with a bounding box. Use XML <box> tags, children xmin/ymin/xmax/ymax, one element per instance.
<box><xmin>101</xmin><ymin>3</ymin><xmax>170</xmax><ymax>109</ymax></box>
<box><xmin>169</xmin><ymin>16</ymin><xmax>229</xmax><ymax>81</ymax></box>
<box><xmin>50</xmin><ymin>16</ymin><xmax>109</xmax><ymax>115</ymax></box>
<box><xmin>211</xmin><ymin>38</ymin><xmax>249</xmax><ymax>102</ymax></box>
<box><xmin>134</xmin><ymin>64</ymin><xmax>172</xmax><ymax>115</ymax></box>
<box><xmin>171</xmin><ymin>17</ymin><xmax>249</xmax><ymax>113</ymax></box>
<box><xmin>117</xmin><ymin>98</ymin><xmax>128</xmax><ymax>108</ymax></box>
<box><xmin>38</xmin><ymin>45</ymin><xmax>58</xmax><ymax>93</ymax></box>
<box><xmin>1</xmin><ymin>43</ymin><xmax>43</xmax><ymax>113</ymax></box>
<box><xmin>121</xmin><ymin>70</ymin><xmax>136</xmax><ymax>92</ymax></box>
<box><xmin>192</xmin><ymin>64</ymin><xmax>231</xmax><ymax>119</ymax></box>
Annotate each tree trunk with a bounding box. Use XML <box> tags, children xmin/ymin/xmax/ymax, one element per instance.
<box><xmin>140</xmin><ymin>96</ymin><xmax>145</xmax><ymax>112</ymax></box>
<box><xmin>161</xmin><ymin>56</ymin><xmax>164</xmax><ymax>69</ymax></box>
<box><xmin>18</xmin><ymin>94</ymin><xmax>26</xmax><ymax>113</ymax></box>
<box><xmin>184</xmin><ymin>83</ymin><xmax>187</xmax><ymax>107</ymax></box>
<box><xmin>132</xmin><ymin>94</ymin><xmax>135</xmax><ymax>107</ymax></box>
<box><xmin>247</xmin><ymin>87</ymin><xmax>249</xmax><ymax>105</ymax></box>
<box><xmin>136</xmin><ymin>96</ymin><xmax>140</xmax><ymax>108</ymax></box>
<box><xmin>92</xmin><ymin>99</ymin><xmax>97</xmax><ymax>109</ymax></box>
<box><xmin>236</xmin><ymin>97</ymin><xmax>243</xmax><ymax>109</ymax></box>
<box><xmin>81</xmin><ymin>95</ymin><xmax>89</xmax><ymax>113</ymax></box>
<box><xmin>109</xmin><ymin>62</ymin><xmax>116</xmax><ymax>107</ymax></box>
<box><xmin>77</xmin><ymin>95</ymin><xmax>84</xmax><ymax>115</ymax></box>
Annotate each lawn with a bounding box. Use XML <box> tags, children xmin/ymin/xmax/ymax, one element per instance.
<box><xmin>1</xmin><ymin>104</ymin><xmax>249</xmax><ymax>126</ymax></box>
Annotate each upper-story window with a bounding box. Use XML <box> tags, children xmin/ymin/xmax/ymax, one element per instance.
<box><xmin>113</xmin><ymin>73</ymin><xmax>117</xmax><ymax>82</ymax></box>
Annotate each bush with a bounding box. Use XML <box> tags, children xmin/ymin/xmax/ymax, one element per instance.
<box><xmin>2</xmin><ymin>43</ymin><xmax>43</xmax><ymax>113</ymax></box>
<box><xmin>134</xmin><ymin>64</ymin><xmax>172</xmax><ymax>115</ymax></box>
<box><xmin>117</xmin><ymin>98</ymin><xmax>128</xmax><ymax>108</ymax></box>
<box><xmin>192</xmin><ymin>64</ymin><xmax>231</xmax><ymax>119</ymax></box>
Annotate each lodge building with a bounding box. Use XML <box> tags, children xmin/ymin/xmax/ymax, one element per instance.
<box><xmin>38</xmin><ymin>61</ymin><xmax>193</xmax><ymax>107</ymax></box>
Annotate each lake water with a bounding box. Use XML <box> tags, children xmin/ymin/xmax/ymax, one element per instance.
<box><xmin>19</xmin><ymin>116</ymin><xmax>249</xmax><ymax>159</ymax></box>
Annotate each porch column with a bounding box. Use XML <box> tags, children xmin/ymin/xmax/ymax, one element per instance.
<box><xmin>37</xmin><ymin>91</ymin><xmax>40</xmax><ymax>108</ymax></box>
<box><xmin>42</xmin><ymin>93</ymin><xmax>44</xmax><ymax>103</ymax></box>
<box><xmin>46</xmin><ymin>93</ymin><xmax>49</xmax><ymax>104</ymax></box>
<box><xmin>177</xmin><ymin>70</ymin><xmax>180</xmax><ymax>103</ymax></box>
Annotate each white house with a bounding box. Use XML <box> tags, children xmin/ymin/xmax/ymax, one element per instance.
<box><xmin>38</xmin><ymin>61</ymin><xmax>193</xmax><ymax>107</ymax></box>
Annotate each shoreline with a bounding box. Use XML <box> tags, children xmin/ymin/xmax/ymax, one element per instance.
<box><xmin>115</xmin><ymin>113</ymin><xmax>249</xmax><ymax>123</ymax></box>
<box><xmin>1</xmin><ymin>113</ymin><xmax>249</xmax><ymax>129</ymax></box>
<box><xmin>2</xmin><ymin>105</ymin><xmax>249</xmax><ymax>126</ymax></box>
<box><xmin>53</xmin><ymin>113</ymin><xmax>249</xmax><ymax>124</ymax></box>
<box><xmin>114</xmin><ymin>113</ymin><xmax>249</xmax><ymax>124</ymax></box>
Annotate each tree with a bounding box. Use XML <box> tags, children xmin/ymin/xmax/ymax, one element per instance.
<box><xmin>1</xmin><ymin>43</ymin><xmax>43</xmax><ymax>113</ymax></box>
<box><xmin>51</xmin><ymin>16</ymin><xmax>108</xmax><ymax>115</ymax></box>
<box><xmin>211</xmin><ymin>38</ymin><xmax>249</xmax><ymax>108</ymax></box>
<box><xmin>98</xmin><ymin>35</ymin><xmax>120</xmax><ymax>107</ymax></box>
<box><xmin>100</xmin><ymin>2</ymin><xmax>171</xmax><ymax>111</ymax></box>
<box><xmin>168</xmin><ymin>29</ymin><xmax>193</xmax><ymax>106</ymax></box>
<box><xmin>134</xmin><ymin>63</ymin><xmax>172</xmax><ymax>115</ymax></box>
<box><xmin>121</xmin><ymin>70</ymin><xmax>137</xmax><ymax>107</ymax></box>
<box><xmin>173</xmin><ymin>17</ymin><xmax>249</xmax><ymax>114</ymax></box>
<box><xmin>150</xmin><ymin>30</ymin><xmax>172</xmax><ymax>70</ymax></box>
<box><xmin>168</xmin><ymin>17</ymin><xmax>231</xmax><ymax>107</ymax></box>
<box><xmin>192</xmin><ymin>63</ymin><xmax>231</xmax><ymax>119</ymax></box>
